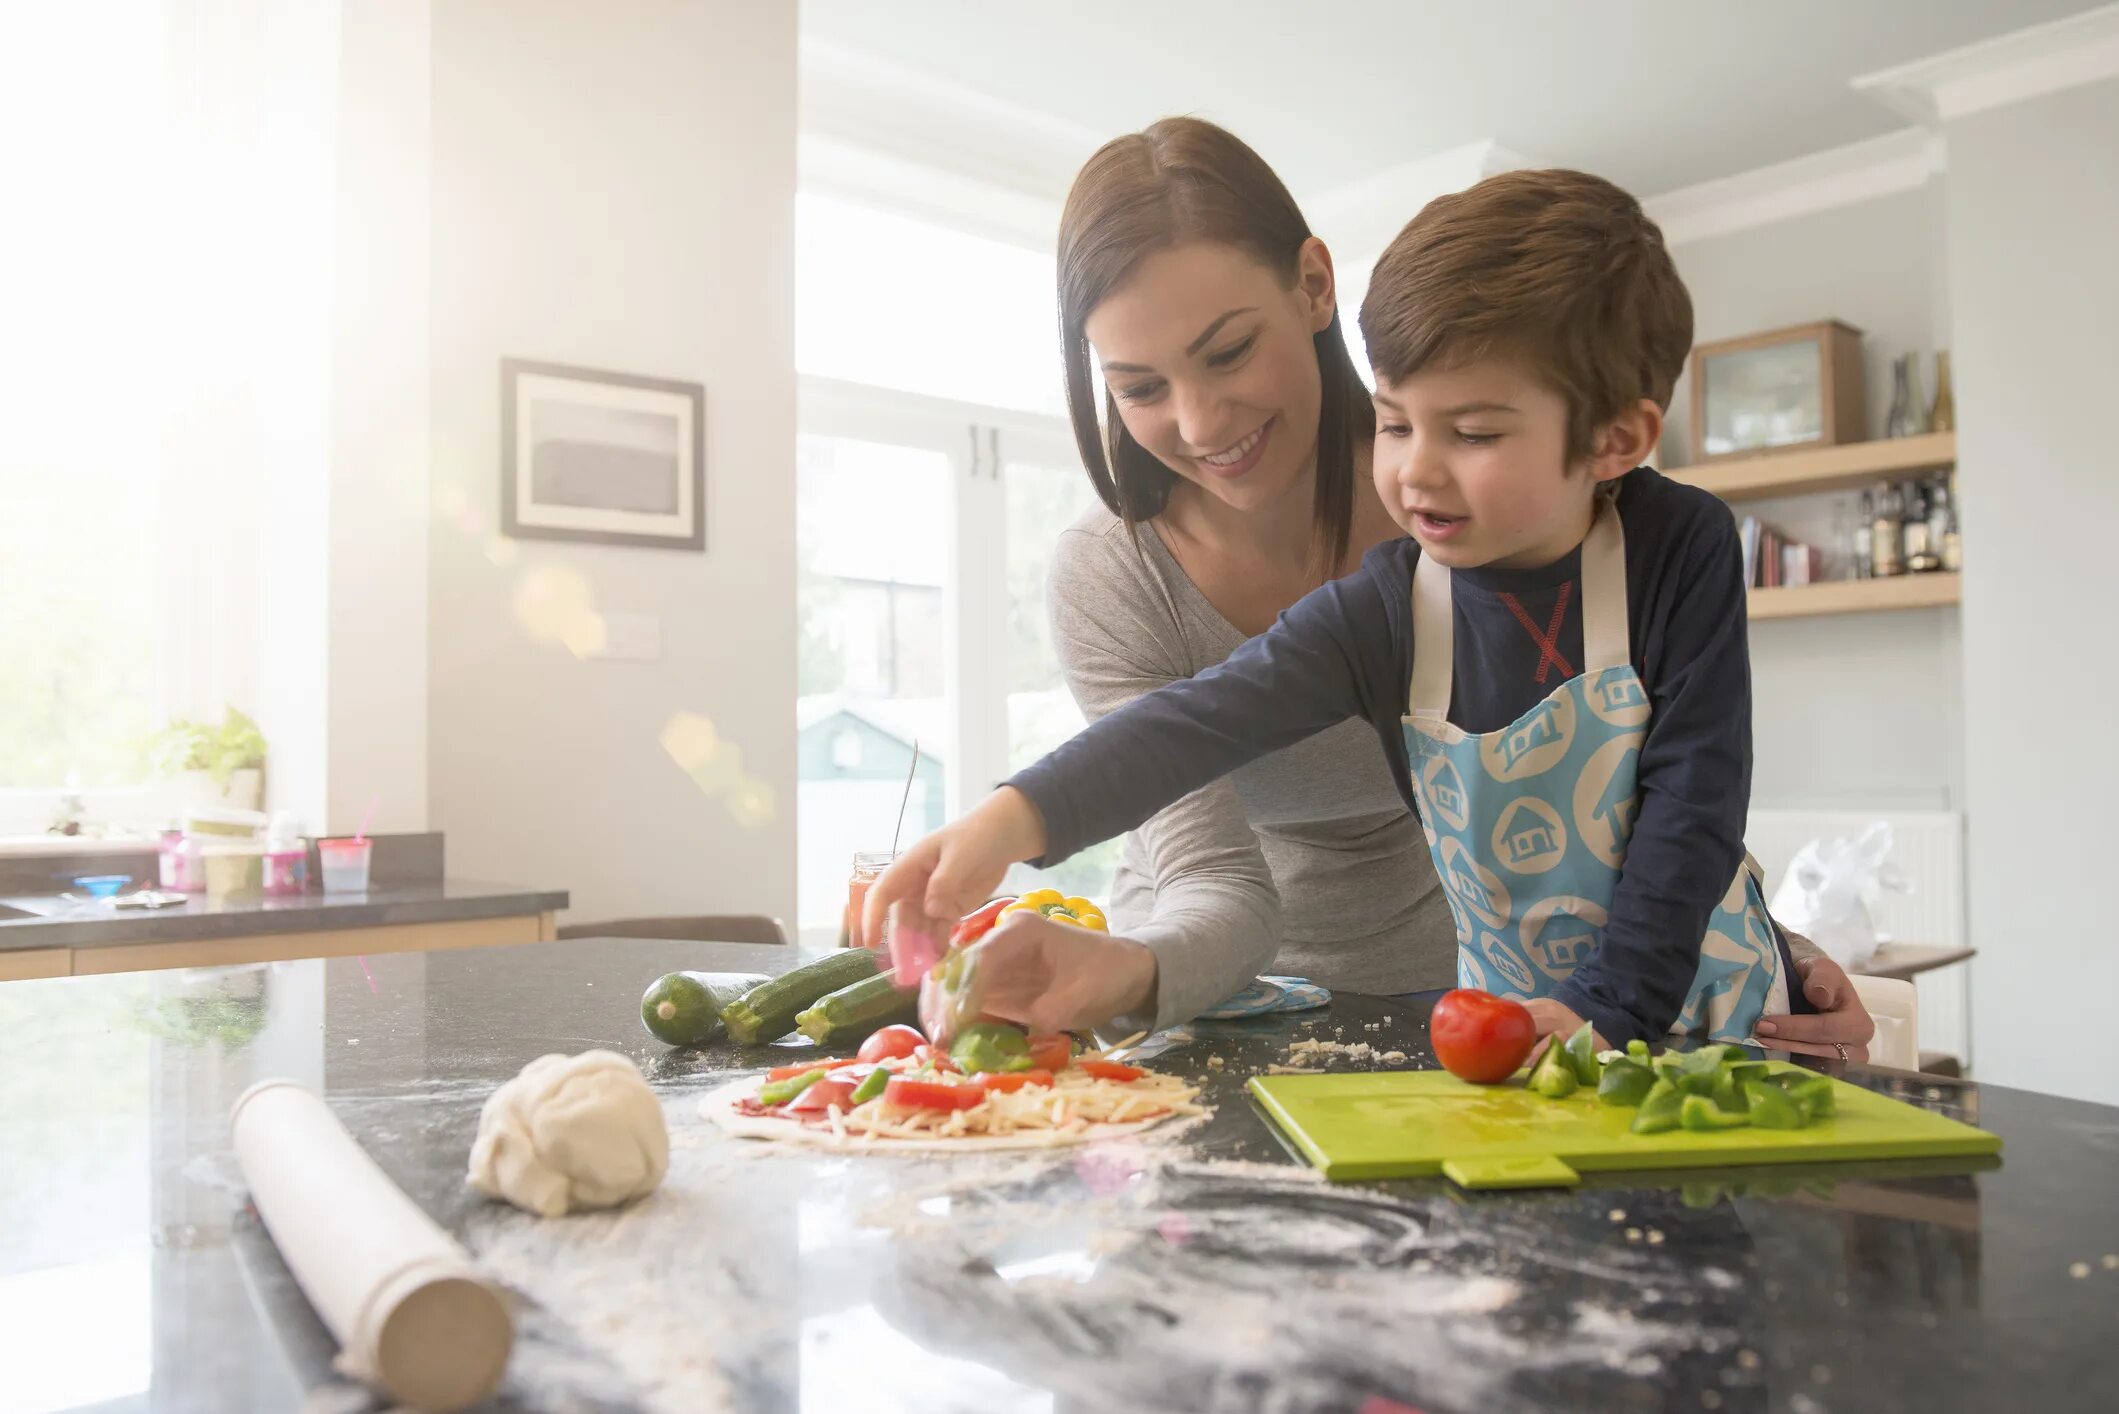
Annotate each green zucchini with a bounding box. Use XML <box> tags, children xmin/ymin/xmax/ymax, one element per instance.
<box><xmin>641</xmin><ymin>970</ymin><xmax>772</xmax><ymax>1046</ymax></box>
<box><xmin>721</xmin><ymin>950</ymin><xmax>882</xmax><ymax>1044</ymax></box>
<box><xmin>795</xmin><ymin>969</ymin><xmax>917</xmax><ymax>1046</ymax></box>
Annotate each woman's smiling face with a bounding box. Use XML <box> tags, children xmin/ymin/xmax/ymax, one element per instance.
<box><xmin>1083</xmin><ymin>239</ymin><xmax>1337</xmax><ymax>514</ymax></box>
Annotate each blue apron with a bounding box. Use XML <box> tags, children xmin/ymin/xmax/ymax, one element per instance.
<box><xmin>1402</xmin><ymin>494</ymin><xmax>1790</xmax><ymax>1043</ymax></box>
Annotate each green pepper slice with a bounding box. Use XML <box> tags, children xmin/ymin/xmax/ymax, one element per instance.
<box><xmin>1630</xmin><ymin>1078</ymin><xmax>1683</xmax><ymax>1134</ymax></box>
<box><xmin>758</xmin><ymin>1068</ymin><xmax>826</xmax><ymax>1106</ymax></box>
<box><xmin>1596</xmin><ymin>1056</ymin><xmax>1657</xmax><ymax>1107</ymax></box>
<box><xmin>1564</xmin><ymin>1023</ymin><xmax>1602</xmax><ymax>1086</ymax></box>
<box><xmin>1528</xmin><ymin>1036</ymin><xmax>1580</xmax><ymax>1098</ymax></box>
<box><xmin>1680</xmin><ymin>1093</ymin><xmax>1752</xmax><ymax>1132</ymax></box>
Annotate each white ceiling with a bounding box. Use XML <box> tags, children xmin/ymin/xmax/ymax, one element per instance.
<box><xmin>800</xmin><ymin>0</ymin><xmax>2102</xmax><ymax>200</ymax></box>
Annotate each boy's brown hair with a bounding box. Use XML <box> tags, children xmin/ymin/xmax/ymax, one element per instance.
<box><xmin>1359</xmin><ymin>169</ymin><xmax>1693</xmax><ymax>464</ymax></box>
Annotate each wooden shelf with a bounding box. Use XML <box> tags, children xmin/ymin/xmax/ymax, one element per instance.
<box><xmin>1748</xmin><ymin>572</ymin><xmax>1961</xmax><ymax>621</ymax></box>
<box><xmin>1670</xmin><ymin>431</ymin><xmax>1957</xmax><ymax>503</ymax></box>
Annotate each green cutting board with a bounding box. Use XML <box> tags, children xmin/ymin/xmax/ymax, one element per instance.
<box><xmin>1248</xmin><ymin>1063</ymin><xmax>2000</xmax><ymax>1188</ymax></box>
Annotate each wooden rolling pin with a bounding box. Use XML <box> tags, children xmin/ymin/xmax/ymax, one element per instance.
<box><xmin>231</xmin><ymin>1080</ymin><xmax>513</xmax><ymax>1411</ymax></box>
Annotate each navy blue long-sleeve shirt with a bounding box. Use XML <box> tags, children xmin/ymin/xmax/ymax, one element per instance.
<box><xmin>1007</xmin><ymin>468</ymin><xmax>1758</xmax><ymax>1046</ymax></box>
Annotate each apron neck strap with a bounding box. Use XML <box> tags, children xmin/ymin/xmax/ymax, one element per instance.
<box><xmin>1405</xmin><ymin>490</ymin><xmax>1632</xmax><ymax>721</ymax></box>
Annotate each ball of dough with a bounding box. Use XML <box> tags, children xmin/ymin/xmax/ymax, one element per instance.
<box><xmin>468</xmin><ymin>1050</ymin><xmax>668</xmax><ymax>1217</ymax></box>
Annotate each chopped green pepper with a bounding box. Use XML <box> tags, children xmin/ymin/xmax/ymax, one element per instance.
<box><xmin>1630</xmin><ymin>1079</ymin><xmax>1683</xmax><ymax>1133</ymax></box>
<box><xmin>1741</xmin><ymin>1076</ymin><xmax>1804</xmax><ymax>1129</ymax></box>
<box><xmin>949</xmin><ymin>1022</ymin><xmax>1033</xmax><ymax>1075</ymax></box>
<box><xmin>758</xmin><ymin>1068</ymin><xmax>827</xmax><ymax>1106</ymax></box>
<box><xmin>1528</xmin><ymin>1037</ymin><xmax>1580</xmax><ymax>1098</ymax></box>
<box><xmin>1597</xmin><ymin>1056</ymin><xmax>1657</xmax><ymax>1107</ymax></box>
<box><xmin>849</xmin><ymin>1067</ymin><xmax>889</xmax><ymax>1105</ymax></box>
<box><xmin>1670</xmin><ymin>1045</ymin><xmax>1728</xmax><ymax>1096</ymax></box>
<box><xmin>1774</xmin><ymin>1072</ymin><xmax>1836</xmax><ymax>1121</ymax></box>
<box><xmin>1625</xmin><ymin>1039</ymin><xmax>1652</xmax><ymax>1065</ymax></box>
<box><xmin>1680</xmin><ymin>1093</ymin><xmax>1752</xmax><ymax>1132</ymax></box>
<box><xmin>1564</xmin><ymin>1024</ymin><xmax>1603</xmax><ymax>1086</ymax></box>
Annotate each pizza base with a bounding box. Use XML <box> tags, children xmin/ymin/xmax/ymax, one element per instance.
<box><xmin>697</xmin><ymin>1076</ymin><xmax>1203</xmax><ymax>1154</ymax></box>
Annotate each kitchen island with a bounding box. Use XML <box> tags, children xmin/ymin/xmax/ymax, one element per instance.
<box><xmin>2</xmin><ymin>937</ymin><xmax>2110</xmax><ymax>1413</ymax></box>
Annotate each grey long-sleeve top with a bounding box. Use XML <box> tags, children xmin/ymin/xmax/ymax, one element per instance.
<box><xmin>1047</xmin><ymin>505</ymin><xmax>1456</xmax><ymax>1033</ymax></box>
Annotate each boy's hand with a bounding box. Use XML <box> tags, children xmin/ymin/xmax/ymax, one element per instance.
<box><xmin>856</xmin><ymin>787</ymin><xmax>1049</xmax><ymax>951</ymax></box>
<box><xmin>1521</xmin><ymin>998</ymin><xmax>1606</xmax><ymax>1054</ymax></box>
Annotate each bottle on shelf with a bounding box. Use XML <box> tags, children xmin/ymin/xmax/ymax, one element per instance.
<box><xmin>1940</xmin><ymin>474</ymin><xmax>1963</xmax><ymax>572</ymax></box>
<box><xmin>1903</xmin><ymin>480</ymin><xmax>1940</xmax><ymax>573</ymax></box>
<box><xmin>1886</xmin><ymin>354</ymin><xmax>1930</xmax><ymax>439</ymax></box>
<box><xmin>1852</xmin><ymin>491</ymin><xmax>1875</xmax><ymax>580</ymax></box>
<box><xmin>1871</xmin><ymin>482</ymin><xmax>1904</xmax><ymax>577</ymax></box>
<box><xmin>1925</xmin><ymin>479</ymin><xmax>1954</xmax><ymax>574</ymax></box>
<box><xmin>1929</xmin><ymin>351</ymin><xmax>1955</xmax><ymax>432</ymax></box>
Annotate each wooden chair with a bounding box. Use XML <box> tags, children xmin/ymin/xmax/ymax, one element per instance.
<box><xmin>556</xmin><ymin>914</ymin><xmax>789</xmax><ymax>947</ymax></box>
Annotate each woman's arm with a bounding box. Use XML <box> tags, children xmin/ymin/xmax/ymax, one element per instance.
<box><xmin>1042</xmin><ymin>526</ymin><xmax>1284</xmax><ymax>1032</ymax></box>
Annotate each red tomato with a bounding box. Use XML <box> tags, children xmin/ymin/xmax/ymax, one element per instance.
<box><xmin>856</xmin><ymin>1024</ymin><xmax>927</xmax><ymax>1065</ymax></box>
<box><xmin>974</xmin><ymin>1068</ymin><xmax>1054</xmax><ymax>1094</ymax></box>
<box><xmin>789</xmin><ymin>1077</ymin><xmax>858</xmax><ymax>1113</ymax></box>
<box><xmin>1027</xmin><ymin>1033</ymin><xmax>1073</xmax><ymax>1072</ymax></box>
<box><xmin>950</xmin><ymin>896</ymin><xmax>1017</xmax><ymax>947</ymax></box>
<box><xmin>1076</xmin><ymin>1060</ymin><xmax>1144</xmax><ymax>1082</ymax></box>
<box><xmin>1429</xmin><ymin>989</ymin><xmax>1537</xmax><ymax>1084</ymax></box>
<box><xmin>884</xmin><ymin>1076</ymin><xmax>984</xmax><ymax>1111</ymax></box>
<box><xmin>765</xmin><ymin>1057</ymin><xmax>861</xmax><ymax>1082</ymax></box>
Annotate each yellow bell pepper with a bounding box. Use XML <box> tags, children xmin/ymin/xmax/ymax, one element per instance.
<box><xmin>1001</xmin><ymin>889</ymin><xmax>1107</xmax><ymax>932</ymax></box>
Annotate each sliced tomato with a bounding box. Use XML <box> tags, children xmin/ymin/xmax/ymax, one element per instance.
<box><xmin>1076</xmin><ymin>1060</ymin><xmax>1144</xmax><ymax>1082</ymax></box>
<box><xmin>884</xmin><ymin>1076</ymin><xmax>984</xmax><ymax>1111</ymax></box>
<box><xmin>950</xmin><ymin>896</ymin><xmax>1016</xmax><ymax>948</ymax></box>
<box><xmin>975</xmin><ymin>1068</ymin><xmax>1054</xmax><ymax>1094</ymax></box>
<box><xmin>856</xmin><ymin>1024</ymin><xmax>926</xmax><ymax>1065</ymax></box>
<box><xmin>1027</xmin><ymin>1033</ymin><xmax>1073</xmax><ymax>1072</ymax></box>
<box><xmin>789</xmin><ymin>1077</ymin><xmax>859</xmax><ymax>1113</ymax></box>
<box><xmin>765</xmin><ymin>1057</ymin><xmax>862</xmax><ymax>1082</ymax></box>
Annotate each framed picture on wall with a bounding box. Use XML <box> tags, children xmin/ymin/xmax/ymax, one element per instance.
<box><xmin>501</xmin><ymin>359</ymin><xmax>705</xmax><ymax>550</ymax></box>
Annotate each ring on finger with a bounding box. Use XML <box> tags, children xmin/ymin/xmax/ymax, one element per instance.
<box><xmin>1832</xmin><ymin>1041</ymin><xmax>1849</xmax><ymax>1061</ymax></box>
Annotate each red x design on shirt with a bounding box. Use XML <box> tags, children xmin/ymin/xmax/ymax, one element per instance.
<box><xmin>1497</xmin><ymin>581</ymin><xmax>1575</xmax><ymax>684</ymax></box>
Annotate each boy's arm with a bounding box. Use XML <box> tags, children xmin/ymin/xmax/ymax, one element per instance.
<box><xmin>1009</xmin><ymin>568</ymin><xmax>1390</xmax><ymax>870</ymax></box>
<box><xmin>1550</xmin><ymin>509</ymin><xmax>1753</xmax><ymax>1045</ymax></box>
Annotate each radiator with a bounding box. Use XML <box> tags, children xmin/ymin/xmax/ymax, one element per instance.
<box><xmin>1745</xmin><ymin>809</ymin><xmax>1970</xmax><ymax>1066</ymax></box>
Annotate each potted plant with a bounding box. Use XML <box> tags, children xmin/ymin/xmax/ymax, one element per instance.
<box><xmin>148</xmin><ymin>707</ymin><xmax>268</xmax><ymax>812</ymax></box>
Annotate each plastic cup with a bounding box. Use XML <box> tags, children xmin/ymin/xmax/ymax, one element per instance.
<box><xmin>318</xmin><ymin>838</ymin><xmax>373</xmax><ymax>893</ymax></box>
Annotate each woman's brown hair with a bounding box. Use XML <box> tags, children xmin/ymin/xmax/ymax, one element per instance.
<box><xmin>1057</xmin><ymin>117</ymin><xmax>1374</xmax><ymax>576</ymax></box>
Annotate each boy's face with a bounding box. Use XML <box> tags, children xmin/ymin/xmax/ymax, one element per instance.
<box><xmin>1371</xmin><ymin>357</ymin><xmax>1616</xmax><ymax>571</ymax></box>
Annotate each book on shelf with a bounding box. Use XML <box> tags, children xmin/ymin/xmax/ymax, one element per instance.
<box><xmin>1738</xmin><ymin>515</ymin><xmax>1823</xmax><ymax>590</ymax></box>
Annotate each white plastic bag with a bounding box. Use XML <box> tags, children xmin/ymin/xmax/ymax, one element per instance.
<box><xmin>1768</xmin><ymin>821</ymin><xmax>1908</xmax><ymax>968</ymax></box>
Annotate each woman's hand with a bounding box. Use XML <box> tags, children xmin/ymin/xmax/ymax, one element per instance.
<box><xmin>1753</xmin><ymin>954</ymin><xmax>1876</xmax><ymax>1063</ymax></box>
<box><xmin>918</xmin><ymin>912</ymin><xmax>1158</xmax><ymax>1041</ymax></box>
<box><xmin>856</xmin><ymin>788</ymin><xmax>1049</xmax><ymax>951</ymax></box>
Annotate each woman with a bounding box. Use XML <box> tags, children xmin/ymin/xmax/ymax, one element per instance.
<box><xmin>901</xmin><ymin>117</ymin><xmax>1874</xmax><ymax>1061</ymax></box>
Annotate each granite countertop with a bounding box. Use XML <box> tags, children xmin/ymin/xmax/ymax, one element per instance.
<box><xmin>0</xmin><ymin>877</ymin><xmax>569</xmax><ymax>950</ymax></box>
<box><xmin>3</xmin><ymin>938</ymin><xmax>2114</xmax><ymax>1413</ymax></box>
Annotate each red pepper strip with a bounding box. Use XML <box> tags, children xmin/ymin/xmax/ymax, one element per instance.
<box><xmin>884</xmin><ymin>1076</ymin><xmax>984</xmax><ymax>1111</ymax></box>
<box><xmin>1076</xmin><ymin>1060</ymin><xmax>1144</xmax><ymax>1082</ymax></box>
<box><xmin>975</xmin><ymin>1069</ymin><xmax>1054</xmax><ymax>1094</ymax></box>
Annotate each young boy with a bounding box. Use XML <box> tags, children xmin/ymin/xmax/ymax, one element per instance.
<box><xmin>866</xmin><ymin>168</ymin><xmax>1797</xmax><ymax>1048</ymax></box>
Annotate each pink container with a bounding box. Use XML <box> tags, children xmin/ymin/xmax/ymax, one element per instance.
<box><xmin>159</xmin><ymin>830</ymin><xmax>207</xmax><ymax>893</ymax></box>
<box><xmin>263</xmin><ymin>847</ymin><xmax>309</xmax><ymax>896</ymax></box>
<box><xmin>317</xmin><ymin>837</ymin><xmax>373</xmax><ymax>893</ymax></box>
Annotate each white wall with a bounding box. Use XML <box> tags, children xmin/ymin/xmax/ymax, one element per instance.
<box><xmin>247</xmin><ymin>1</ymin><xmax>431</xmax><ymax>840</ymax></box>
<box><xmin>324</xmin><ymin>2</ymin><xmax>431</xmax><ymax>837</ymax></box>
<box><xmin>1665</xmin><ymin>186</ymin><xmax>1962</xmax><ymax>814</ymax></box>
<box><xmin>428</xmin><ymin>0</ymin><xmax>798</xmax><ymax>925</ymax></box>
<box><xmin>1946</xmin><ymin>76</ymin><xmax>2119</xmax><ymax>1107</ymax></box>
